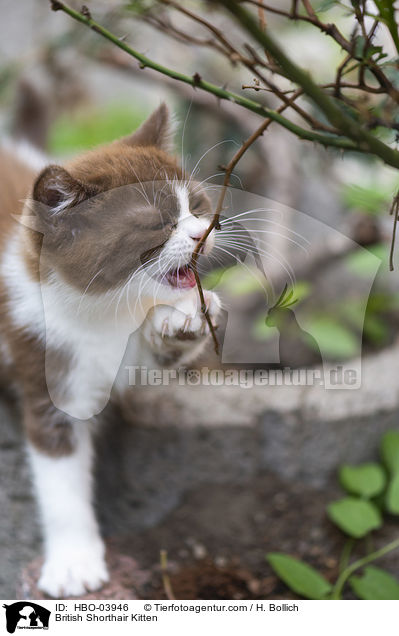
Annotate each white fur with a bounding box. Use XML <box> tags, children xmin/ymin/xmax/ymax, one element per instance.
<box><xmin>171</xmin><ymin>183</ymin><xmax>214</xmax><ymax>259</ymax></box>
<box><xmin>1</xmin><ymin>233</ymin><xmax>145</xmax><ymax>418</ymax></box>
<box><xmin>1</xmin><ymin>186</ymin><xmax>217</xmax><ymax>418</ymax></box>
<box><xmin>2</xmin><ymin>174</ymin><xmax>220</xmax><ymax>597</ymax></box>
<box><xmin>27</xmin><ymin>422</ymin><xmax>109</xmax><ymax>598</ymax></box>
<box><xmin>1</xmin><ymin>233</ymin><xmax>45</xmax><ymax>338</ymax></box>
<box><xmin>142</xmin><ymin>287</ymin><xmax>220</xmax><ymax>366</ymax></box>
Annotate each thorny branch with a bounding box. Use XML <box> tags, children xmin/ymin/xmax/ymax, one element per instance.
<box><xmin>189</xmin><ymin>109</ymin><xmax>287</xmax><ymax>352</ymax></box>
<box><xmin>49</xmin><ymin>0</ymin><xmax>399</xmax><ymax>351</ymax></box>
<box><xmin>47</xmin><ymin>1</ymin><xmax>365</xmax><ymax>154</ymax></box>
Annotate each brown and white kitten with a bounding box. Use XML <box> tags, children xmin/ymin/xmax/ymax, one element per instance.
<box><xmin>0</xmin><ymin>103</ymin><xmax>220</xmax><ymax>597</ymax></box>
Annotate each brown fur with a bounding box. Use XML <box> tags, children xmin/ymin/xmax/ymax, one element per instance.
<box><xmin>24</xmin><ymin>141</ymin><xmax>210</xmax><ymax>295</ymax></box>
<box><xmin>0</xmin><ymin>104</ymin><xmax>212</xmax><ymax>458</ymax></box>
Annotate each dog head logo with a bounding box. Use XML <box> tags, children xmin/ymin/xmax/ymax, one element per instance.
<box><xmin>3</xmin><ymin>603</ymin><xmax>50</xmax><ymax>633</ymax></box>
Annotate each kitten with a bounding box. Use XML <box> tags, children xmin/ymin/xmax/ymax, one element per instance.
<box><xmin>0</xmin><ymin>103</ymin><xmax>220</xmax><ymax>598</ymax></box>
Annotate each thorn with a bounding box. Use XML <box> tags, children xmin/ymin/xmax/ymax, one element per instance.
<box><xmin>81</xmin><ymin>4</ymin><xmax>91</xmax><ymax>19</ymax></box>
<box><xmin>192</xmin><ymin>72</ymin><xmax>202</xmax><ymax>86</ymax></box>
<box><xmin>118</xmin><ymin>34</ymin><xmax>128</xmax><ymax>42</ymax></box>
<box><xmin>50</xmin><ymin>0</ymin><xmax>63</xmax><ymax>10</ymax></box>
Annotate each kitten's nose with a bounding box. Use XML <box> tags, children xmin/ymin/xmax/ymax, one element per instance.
<box><xmin>190</xmin><ymin>230</ymin><xmax>207</xmax><ymax>253</ymax></box>
<box><xmin>190</xmin><ymin>229</ymin><xmax>206</xmax><ymax>243</ymax></box>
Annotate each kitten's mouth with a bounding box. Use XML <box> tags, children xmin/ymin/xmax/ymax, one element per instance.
<box><xmin>164</xmin><ymin>264</ymin><xmax>196</xmax><ymax>289</ymax></box>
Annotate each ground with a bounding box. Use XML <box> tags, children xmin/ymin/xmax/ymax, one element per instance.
<box><xmin>2</xmin><ymin>386</ymin><xmax>399</xmax><ymax>601</ymax></box>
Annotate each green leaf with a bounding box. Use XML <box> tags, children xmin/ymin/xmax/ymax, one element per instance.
<box><xmin>345</xmin><ymin>244</ymin><xmax>384</xmax><ymax>277</ymax></box>
<box><xmin>350</xmin><ymin>566</ymin><xmax>399</xmax><ymax>600</ymax></box>
<box><xmin>386</xmin><ymin>472</ymin><xmax>399</xmax><ymax>514</ymax></box>
<box><xmin>302</xmin><ymin>316</ymin><xmax>358</xmax><ymax>359</ymax></box>
<box><xmin>315</xmin><ymin>0</ymin><xmax>336</xmax><ymax>12</ymax></box>
<box><xmin>380</xmin><ymin>430</ymin><xmax>399</xmax><ymax>475</ymax></box>
<box><xmin>341</xmin><ymin>184</ymin><xmax>390</xmax><ymax>215</ymax></box>
<box><xmin>363</xmin><ymin>314</ymin><xmax>389</xmax><ymax>345</ymax></box>
<box><xmin>267</xmin><ymin>553</ymin><xmax>332</xmax><ymax>600</ymax></box>
<box><xmin>252</xmin><ymin>313</ymin><xmax>277</xmax><ymax>340</ymax></box>
<box><xmin>327</xmin><ymin>497</ymin><xmax>382</xmax><ymax>538</ymax></box>
<box><xmin>208</xmin><ymin>265</ymin><xmax>264</xmax><ymax>296</ymax></box>
<box><xmin>340</xmin><ymin>300</ymin><xmax>389</xmax><ymax>345</ymax></box>
<box><xmin>339</xmin><ymin>463</ymin><xmax>386</xmax><ymax>498</ymax></box>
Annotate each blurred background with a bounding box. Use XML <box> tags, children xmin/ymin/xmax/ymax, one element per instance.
<box><xmin>2</xmin><ymin>0</ymin><xmax>399</xmax><ymax>601</ymax></box>
<box><xmin>2</xmin><ymin>0</ymin><xmax>399</xmax><ymax>364</ymax></box>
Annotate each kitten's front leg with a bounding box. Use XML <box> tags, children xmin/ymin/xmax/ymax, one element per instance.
<box><xmin>142</xmin><ymin>289</ymin><xmax>221</xmax><ymax>366</ymax></box>
<box><xmin>25</xmin><ymin>403</ymin><xmax>108</xmax><ymax>598</ymax></box>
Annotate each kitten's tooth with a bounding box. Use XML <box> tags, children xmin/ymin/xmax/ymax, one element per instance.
<box><xmin>161</xmin><ymin>318</ymin><xmax>169</xmax><ymax>338</ymax></box>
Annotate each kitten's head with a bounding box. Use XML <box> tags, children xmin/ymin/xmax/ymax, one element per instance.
<box><xmin>24</xmin><ymin>103</ymin><xmax>214</xmax><ymax>308</ymax></box>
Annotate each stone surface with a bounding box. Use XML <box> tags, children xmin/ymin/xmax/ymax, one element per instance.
<box><xmin>1</xmin><ymin>342</ymin><xmax>399</xmax><ymax>598</ymax></box>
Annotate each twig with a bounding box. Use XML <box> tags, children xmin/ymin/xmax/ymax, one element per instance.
<box><xmin>95</xmin><ymin>49</ymin><xmax>267</xmax><ymax>148</ymax></box>
<box><xmin>160</xmin><ymin>550</ymin><xmax>175</xmax><ymax>600</ymax></box>
<box><xmin>242</xmin><ymin>0</ymin><xmax>399</xmax><ymax>102</ymax></box>
<box><xmin>330</xmin><ymin>535</ymin><xmax>399</xmax><ymax>599</ymax></box>
<box><xmin>218</xmin><ymin>0</ymin><xmax>399</xmax><ymax>170</ymax></box>
<box><xmin>48</xmin><ymin>0</ymin><xmax>365</xmax><ymax>155</ymax></box>
<box><xmin>258</xmin><ymin>0</ymin><xmax>267</xmax><ymax>31</ymax></box>
<box><xmin>158</xmin><ymin>0</ymin><xmax>239</xmax><ymax>60</ymax></box>
<box><xmin>49</xmin><ymin>0</ymin><xmax>399</xmax><ymax>344</ymax></box>
<box><xmin>155</xmin><ymin>1</ymin><xmax>338</xmax><ymax>135</ymax></box>
<box><xmin>189</xmin><ymin>94</ymin><xmax>301</xmax><ymax>352</ymax></box>
<box><xmin>389</xmin><ymin>192</ymin><xmax>399</xmax><ymax>271</ymax></box>
<box><xmin>142</xmin><ymin>13</ymin><xmax>228</xmax><ymax>57</ymax></box>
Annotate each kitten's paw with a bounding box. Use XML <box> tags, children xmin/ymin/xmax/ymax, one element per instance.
<box><xmin>151</xmin><ymin>291</ymin><xmax>220</xmax><ymax>342</ymax></box>
<box><xmin>38</xmin><ymin>540</ymin><xmax>109</xmax><ymax>598</ymax></box>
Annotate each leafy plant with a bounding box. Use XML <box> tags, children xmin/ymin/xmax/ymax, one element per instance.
<box><xmin>327</xmin><ymin>497</ymin><xmax>382</xmax><ymax>538</ymax></box>
<box><xmin>267</xmin><ymin>553</ymin><xmax>332</xmax><ymax>600</ymax></box>
<box><xmin>345</xmin><ymin>243</ymin><xmax>387</xmax><ymax>277</ymax></box>
<box><xmin>267</xmin><ymin>430</ymin><xmax>399</xmax><ymax>599</ymax></box>
<box><xmin>341</xmin><ymin>184</ymin><xmax>391</xmax><ymax>216</ymax></box>
<box><xmin>301</xmin><ymin>316</ymin><xmax>359</xmax><ymax>358</ymax></box>
<box><xmin>51</xmin><ymin>0</ymin><xmax>399</xmax><ymax>347</ymax></box>
<box><xmin>49</xmin><ymin>102</ymin><xmax>145</xmax><ymax>154</ymax></box>
<box><xmin>339</xmin><ymin>463</ymin><xmax>386</xmax><ymax>498</ymax></box>
<box><xmin>349</xmin><ymin>565</ymin><xmax>399</xmax><ymax>600</ymax></box>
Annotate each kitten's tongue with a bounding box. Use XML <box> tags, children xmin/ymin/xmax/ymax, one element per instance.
<box><xmin>166</xmin><ymin>265</ymin><xmax>196</xmax><ymax>289</ymax></box>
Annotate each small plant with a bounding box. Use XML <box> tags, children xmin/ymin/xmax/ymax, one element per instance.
<box><xmin>267</xmin><ymin>430</ymin><xmax>399</xmax><ymax>599</ymax></box>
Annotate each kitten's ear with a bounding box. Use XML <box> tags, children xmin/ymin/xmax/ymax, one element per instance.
<box><xmin>121</xmin><ymin>103</ymin><xmax>173</xmax><ymax>152</ymax></box>
<box><xmin>33</xmin><ymin>165</ymin><xmax>99</xmax><ymax>215</ymax></box>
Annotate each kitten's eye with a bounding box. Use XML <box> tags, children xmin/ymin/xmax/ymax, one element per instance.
<box><xmin>191</xmin><ymin>201</ymin><xmax>203</xmax><ymax>217</ymax></box>
<box><xmin>190</xmin><ymin>194</ymin><xmax>209</xmax><ymax>217</ymax></box>
<box><xmin>150</xmin><ymin>218</ymin><xmax>177</xmax><ymax>231</ymax></box>
<box><xmin>163</xmin><ymin>221</ymin><xmax>177</xmax><ymax>231</ymax></box>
